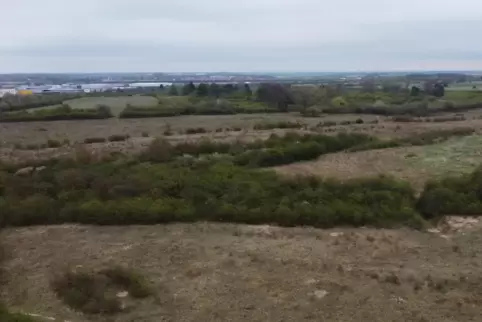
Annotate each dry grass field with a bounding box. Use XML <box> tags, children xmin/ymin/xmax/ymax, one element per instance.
<box><xmin>2</xmin><ymin>221</ymin><xmax>482</xmax><ymax>322</ymax></box>
<box><xmin>28</xmin><ymin>95</ymin><xmax>159</xmax><ymax>116</ymax></box>
<box><xmin>5</xmin><ymin>108</ymin><xmax>482</xmax><ymax>321</ymax></box>
<box><xmin>274</xmin><ymin>133</ymin><xmax>482</xmax><ymax>190</ymax></box>
<box><xmin>0</xmin><ymin>113</ymin><xmax>384</xmax><ymax>146</ymax></box>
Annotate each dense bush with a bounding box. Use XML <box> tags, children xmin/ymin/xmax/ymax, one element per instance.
<box><xmin>0</xmin><ymin>105</ymin><xmax>113</xmax><ymax>122</ymax></box>
<box><xmin>417</xmin><ymin>167</ymin><xmax>482</xmax><ymax>218</ymax></box>
<box><xmin>253</xmin><ymin>121</ymin><xmax>304</xmax><ymax>130</ymax></box>
<box><xmin>52</xmin><ymin>266</ymin><xmax>153</xmax><ymax>314</ymax></box>
<box><xmin>0</xmin><ymin>160</ymin><xmax>423</xmax><ymax>229</ymax></box>
<box><xmin>84</xmin><ymin>137</ymin><xmax>107</xmax><ymax>144</ymax></box>
<box><xmin>47</xmin><ymin>139</ymin><xmax>62</xmax><ymax>148</ymax></box>
<box><xmin>140</xmin><ymin>132</ymin><xmax>378</xmax><ymax>167</ymax></box>
<box><xmin>0</xmin><ymin>304</ymin><xmax>38</xmax><ymax>321</ymax></box>
<box><xmin>185</xmin><ymin>127</ymin><xmax>208</xmax><ymax>134</ymax></box>
<box><xmin>107</xmin><ymin>134</ymin><xmax>130</xmax><ymax>142</ymax></box>
<box><xmin>350</xmin><ymin>128</ymin><xmax>475</xmax><ymax>152</ymax></box>
<box><xmin>119</xmin><ymin>99</ymin><xmax>279</xmax><ymax>118</ymax></box>
<box><xmin>233</xmin><ymin>133</ymin><xmax>377</xmax><ymax>167</ymax></box>
<box><xmin>323</xmin><ymin>102</ymin><xmax>482</xmax><ymax>116</ymax></box>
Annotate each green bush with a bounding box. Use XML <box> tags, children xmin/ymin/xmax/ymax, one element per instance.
<box><xmin>417</xmin><ymin>167</ymin><xmax>482</xmax><ymax>218</ymax></box>
<box><xmin>51</xmin><ymin>266</ymin><xmax>151</xmax><ymax>314</ymax></box>
<box><xmin>350</xmin><ymin>128</ymin><xmax>475</xmax><ymax>152</ymax></box>
<box><xmin>118</xmin><ymin>99</ymin><xmax>279</xmax><ymax>118</ymax></box>
<box><xmin>301</xmin><ymin>106</ymin><xmax>322</xmax><ymax>117</ymax></box>
<box><xmin>185</xmin><ymin>127</ymin><xmax>207</xmax><ymax>134</ymax></box>
<box><xmin>253</xmin><ymin>121</ymin><xmax>304</xmax><ymax>130</ymax></box>
<box><xmin>0</xmin><ymin>305</ymin><xmax>38</xmax><ymax>322</ymax></box>
<box><xmin>0</xmin><ymin>105</ymin><xmax>113</xmax><ymax>122</ymax></box>
<box><xmin>84</xmin><ymin>137</ymin><xmax>107</xmax><ymax>144</ymax></box>
<box><xmin>107</xmin><ymin>134</ymin><xmax>130</xmax><ymax>142</ymax></box>
<box><xmin>47</xmin><ymin>139</ymin><xmax>62</xmax><ymax>148</ymax></box>
<box><xmin>0</xmin><ymin>155</ymin><xmax>424</xmax><ymax>229</ymax></box>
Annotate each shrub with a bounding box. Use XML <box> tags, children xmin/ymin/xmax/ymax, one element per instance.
<box><xmin>108</xmin><ymin>134</ymin><xmax>130</xmax><ymax>142</ymax></box>
<box><xmin>100</xmin><ymin>266</ymin><xmax>152</xmax><ymax>298</ymax></box>
<box><xmin>140</xmin><ymin>138</ymin><xmax>174</xmax><ymax>162</ymax></box>
<box><xmin>51</xmin><ymin>266</ymin><xmax>151</xmax><ymax>314</ymax></box>
<box><xmin>318</xmin><ymin>121</ymin><xmax>337</xmax><ymax>127</ymax></box>
<box><xmin>350</xmin><ymin>128</ymin><xmax>474</xmax><ymax>152</ymax></box>
<box><xmin>392</xmin><ymin>116</ymin><xmax>418</xmax><ymax>122</ymax></box>
<box><xmin>47</xmin><ymin>139</ymin><xmax>62</xmax><ymax>148</ymax></box>
<box><xmin>253</xmin><ymin>121</ymin><xmax>304</xmax><ymax>130</ymax></box>
<box><xmin>0</xmin><ymin>304</ymin><xmax>38</xmax><ymax>322</ymax></box>
<box><xmin>301</xmin><ymin>106</ymin><xmax>322</xmax><ymax>117</ymax></box>
<box><xmin>331</xmin><ymin>96</ymin><xmax>349</xmax><ymax>107</ymax></box>
<box><xmin>84</xmin><ymin>137</ymin><xmax>107</xmax><ymax>144</ymax></box>
<box><xmin>185</xmin><ymin>127</ymin><xmax>207</xmax><ymax>134</ymax></box>
<box><xmin>0</xmin><ymin>105</ymin><xmax>113</xmax><ymax>122</ymax></box>
<box><xmin>0</xmin><ymin>158</ymin><xmax>424</xmax><ymax>229</ymax></box>
<box><xmin>417</xmin><ymin>166</ymin><xmax>482</xmax><ymax>218</ymax></box>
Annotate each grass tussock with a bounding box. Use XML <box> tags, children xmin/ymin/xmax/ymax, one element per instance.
<box><xmin>51</xmin><ymin>266</ymin><xmax>153</xmax><ymax>314</ymax></box>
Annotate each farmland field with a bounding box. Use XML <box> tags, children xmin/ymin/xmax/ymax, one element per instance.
<box><xmin>28</xmin><ymin>95</ymin><xmax>159</xmax><ymax>116</ymax></box>
<box><xmin>3</xmin><ymin>222</ymin><xmax>482</xmax><ymax>322</ymax></box>
<box><xmin>273</xmin><ymin>134</ymin><xmax>482</xmax><ymax>190</ymax></box>
<box><xmin>5</xmin><ymin>90</ymin><xmax>482</xmax><ymax>322</ymax></box>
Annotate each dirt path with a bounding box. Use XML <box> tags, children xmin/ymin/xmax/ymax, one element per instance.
<box><xmin>2</xmin><ymin>223</ymin><xmax>482</xmax><ymax>321</ymax></box>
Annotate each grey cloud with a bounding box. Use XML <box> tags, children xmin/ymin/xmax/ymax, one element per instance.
<box><xmin>1</xmin><ymin>0</ymin><xmax>482</xmax><ymax>72</ymax></box>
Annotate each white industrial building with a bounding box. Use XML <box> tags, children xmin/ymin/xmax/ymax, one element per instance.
<box><xmin>0</xmin><ymin>88</ymin><xmax>17</xmax><ymax>97</ymax></box>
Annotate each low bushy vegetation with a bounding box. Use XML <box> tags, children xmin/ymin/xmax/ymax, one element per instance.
<box><xmin>0</xmin><ymin>305</ymin><xmax>38</xmax><ymax>322</ymax></box>
<box><xmin>253</xmin><ymin>121</ymin><xmax>304</xmax><ymax>130</ymax></box>
<box><xmin>0</xmin><ymin>104</ymin><xmax>113</xmax><ymax>122</ymax></box>
<box><xmin>232</xmin><ymin>133</ymin><xmax>377</xmax><ymax>167</ymax></box>
<box><xmin>51</xmin><ymin>266</ymin><xmax>152</xmax><ymax>314</ymax></box>
<box><xmin>84</xmin><ymin>137</ymin><xmax>107</xmax><ymax>144</ymax></box>
<box><xmin>108</xmin><ymin>134</ymin><xmax>130</xmax><ymax>142</ymax></box>
<box><xmin>0</xmin><ymin>242</ymin><xmax>38</xmax><ymax>321</ymax></box>
<box><xmin>119</xmin><ymin>99</ymin><xmax>278</xmax><ymax>118</ymax></box>
<box><xmin>140</xmin><ymin>132</ymin><xmax>378</xmax><ymax>167</ymax></box>
<box><xmin>185</xmin><ymin>127</ymin><xmax>208</xmax><ymax>134</ymax></box>
<box><xmin>417</xmin><ymin>166</ymin><xmax>482</xmax><ymax>218</ymax></box>
<box><xmin>349</xmin><ymin>128</ymin><xmax>475</xmax><ymax>152</ymax></box>
<box><xmin>0</xmin><ymin>159</ymin><xmax>424</xmax><ymax>228</ymax></box>
<box><xmin>392</xmin><ymin>115</ymin><xmax>466</xmax><ymax>123</ymax></box>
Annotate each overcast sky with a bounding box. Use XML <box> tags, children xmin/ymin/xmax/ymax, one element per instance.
<box><xmin>1</xmin><ymin>0</ymin><xmax>482</xmax><ymax>73</ymax></box>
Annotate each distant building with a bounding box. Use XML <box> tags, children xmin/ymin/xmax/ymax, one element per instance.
<box><xmin>17</xmin><ymin>89</ymin><xmax>33</xmax><ymax>96</ymax></box>
<box><xmin>0</xmin><ymin>88</ymin><xmax>17</xmax><ymax>97</ymax></box>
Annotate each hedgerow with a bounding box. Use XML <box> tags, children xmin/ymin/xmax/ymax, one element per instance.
<box><xmin>0</xmin><ymin>105</ymin><xmax>113</xmax><ymax>122</ymax></box>
<box><xmin>0</xmin><ymin>161</ymin><xmax>424</xmax><ymax>229</ymax></box>
<box><xmin>140</xmin><ymin>132</ymin><xmax>378</xmax><ymax>167</ymax></box>
<box><xmin>417</xmin><ymin>166</ymin><xmax>482</xmax><ymax>218</ymax></box>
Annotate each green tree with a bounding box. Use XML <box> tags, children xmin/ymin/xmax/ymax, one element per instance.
<box><xmin>209</xmin><ymin>83</ymin><xmax>221</xmax><ymax>97</ymax></box>
<box><xmin>410</xmin><ymin>86</ymin><xmax>420</xmax><ymax>96</ymax></box>
<box><xmin>433</xmin><ymin>83</ymin><xmax>445</xmax><ymax>97</ymax></box>
<box><xmin>196</xmin><ymin>83</ymin><xmax>209</xmax><ymax>96</ymax></box>
<box><xmin>256</xmin><ymin>83</ymin><xmax>294</xmax><ymax>112</ymax></box>
<box><xmin>361</xmin><ymin>79</ymin><xmax>376</xmax><ymax>93</ymax></box>
<box><xmin>244</xmin><ymin>83</ymin><xmax>252</xmax><ymax>98</ymax></box>
<box><xmin>168</xmin><ymin>85</ymin><xmax>179</xmax><ymax>96</ymax></box>
<box><xmin>182</xmin><ymin>82</ymin><xmax>196</xmax><ymax>95</ymax></box>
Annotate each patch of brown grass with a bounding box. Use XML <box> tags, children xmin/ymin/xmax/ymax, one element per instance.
<box><xmin>51</xmin><ymin>266</ymin><xmax>153</xmax><ymax>314</ymax></box>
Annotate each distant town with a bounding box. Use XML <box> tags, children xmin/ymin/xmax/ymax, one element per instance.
<box><xmin>1</xmin><ymin>71</ymin><xmax>482</xmax><ymax>98</ymax></box>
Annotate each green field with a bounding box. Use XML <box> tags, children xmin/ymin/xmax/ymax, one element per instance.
<box><xmin>407</xmin><ymin>134</ymin><xmax>482</xmax><ymax>177</ymax></box>
<box><xmin>28</xmin><ymin>96</ymin><xmax>159</xmax><ymax>116</ymax></box>
<box><xmin>445</xmin><ymin>81</ymin><xmax>482</xmax><ymax>92</ymax></box>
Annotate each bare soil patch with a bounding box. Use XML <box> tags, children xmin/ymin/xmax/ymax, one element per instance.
<box><xmin>2</xmin><ymin>223</ymin><xmax>482</xmax><ymax>322</ymax></box>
